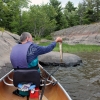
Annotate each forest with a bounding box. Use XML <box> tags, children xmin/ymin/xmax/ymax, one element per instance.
<box><xmin>0</xmin><ymin>0</ymin><xmax>100</xmax><ymax>38</ymax></box>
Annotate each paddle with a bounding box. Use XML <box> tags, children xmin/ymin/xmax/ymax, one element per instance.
<box><xmin>59</xmin><ymin>42</ymin><xmax>63</xmax><ymax>62</ymax></box>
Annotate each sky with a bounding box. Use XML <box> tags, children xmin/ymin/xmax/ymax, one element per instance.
<box><xmin>30</xmin><ymin>0</ymin><xmax>83</xmax><ymax>7</ymax></box>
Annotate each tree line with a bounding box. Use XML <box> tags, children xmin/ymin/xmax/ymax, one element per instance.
<box><xmin>0</xmin><ymin>0</ymin><xmax>100</xmax><ymax>38</ymax></box>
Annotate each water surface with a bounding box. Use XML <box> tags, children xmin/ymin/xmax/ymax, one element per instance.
<box><xmin>45</xmin><ymin>52</ymin><xmax>100</xmax><ymax>100</ymax></box>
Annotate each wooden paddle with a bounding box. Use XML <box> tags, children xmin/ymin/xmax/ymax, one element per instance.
<box><xmin>59</xmin><ymin>42</ymin><xmax>63</xmax><ymax>62</ymax></box>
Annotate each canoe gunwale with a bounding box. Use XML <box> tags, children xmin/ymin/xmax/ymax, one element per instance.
<box><xmin>0</xmin><ymin>69</ymin><xmax>14</xmax><ymax>82</ymax></box>
<box><xmin>39</xmin><ymin>65</ymin><xmax>72</xmax><ymax>100</ymax></box>
<box><xmin>3</xmin><ymin>76</ymin><xmax>14</xmax><ymax>86</ymax></box>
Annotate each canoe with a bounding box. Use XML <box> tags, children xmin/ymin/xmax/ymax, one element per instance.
<box><xmin>0</xmin><ymin>64</ymin><xmax>72</xmax><ymax>100</ymax></box>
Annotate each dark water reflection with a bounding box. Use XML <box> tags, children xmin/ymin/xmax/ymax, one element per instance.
<box><xmin>45</xmin><ymin>52</ymin><xmax>100</xmax><ymax>100</ymax></box>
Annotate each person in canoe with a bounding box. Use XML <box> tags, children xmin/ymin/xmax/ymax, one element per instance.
<box><xmin>10</xmin><ymin>32</ymin><xmax>62</xmax><ymax>99</ymax></box>
<box><xmin>10</xmin><ymin>32</ymin><xmax>62</xmax><ymax>71</ymax></box>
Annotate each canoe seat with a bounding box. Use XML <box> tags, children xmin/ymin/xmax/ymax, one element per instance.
<box><xmin>13</xmin><ymin>69</ymin><xmax>40</xmax><ymax>87</ymax></box>
<box><xmin>13</xmin><ymin>69</ymin><xmax>40</xmax><ymax>98</ymax></box>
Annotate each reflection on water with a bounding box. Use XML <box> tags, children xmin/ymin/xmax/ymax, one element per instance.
<box><xmin>45</xmin><ymin>52</ymin><xmax>100</xmax><ymax>100</ymax></box>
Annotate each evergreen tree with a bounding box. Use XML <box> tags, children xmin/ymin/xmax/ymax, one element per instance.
<box><xmin>49</xmin><ymin>0</ymin><xmax>68</xmax><ymax>31</ymax></box>
<box><xmin>64</xmin><ymin>1</ymin><xmax>79</xmax><ymax>27</ymax></box>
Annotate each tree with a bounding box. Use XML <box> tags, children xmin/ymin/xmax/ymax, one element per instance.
<box><xmin>20</xmin><ymin>11</ymin><xmax>30</xmax><ymax>33</ymax></box>
<box><xmin>40</xmin><ymin>4</ymin><xmax>57</xmax><ymax>36</ymax></box>
<box><xmin>77</xmin><ymin>2</ymin><xmax>87</xmax><ymax>24</ymax></box>
<box><xmin>82</xmin><ymin>8</ymin><xmax>94</xmax><ymax>24</ymax></box>
<box><xmin>93</xmin><ymin>0</ymin><xmax>100</xmax><ymax>21</ymax></box>
<box><xmin>26</xmin><ymin>4</ymin><xmax>57</xmax><ymax>37</ymax></box>
<box><xmin>49</xmin><ymin>0</ymin><xmax>68</xmax><ymax>30</ymax></box>
<box><xmin>77</xmin><ymin>0</ymin><xmax>100</xmax><ymax>24</ymax></box>
<box><xmin>0</xmin><ymin>0</ymin><xmax>30</xmax><ymax>34</ymax></box>
<box><xmin>0</xmin><ymin>0</ymin><xmax>12</xmax><ymax>29</ymax></box>
<box><xmin>64</xmin><ymin>1</ymin><xmax>79</xmax><ymax>27</ymax></box>
<box><xmin>65</xmin><ymin>1</ymin><xmax>76</xmax><ymax>12</ymax></box>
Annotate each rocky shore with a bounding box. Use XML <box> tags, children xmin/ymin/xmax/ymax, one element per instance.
<box><xmin>52</xmin><ymin>23</ymin><xmax>100</xmax><ymax>45</ymax></box>
<box><xmin>0</xmin><ymin>31</ymin><xmax>82</xmax><ymax>78</ymax></box>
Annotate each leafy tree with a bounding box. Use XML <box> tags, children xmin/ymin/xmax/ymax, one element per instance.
<box><xmin>20</xmin><ymin>11</ymin><xmax>30</xmax><ymax>33</ymax></box>
<box><xmin>0</xmin><ymin>0</ymin><xmax>12</xmax><ymax>29</ymax></box>
<box><xmin>40</xmin><ymin>4</ymin><xmax>57</xmax><ymax>36</ymax></box>
<box><xmin>27</xmin><ymin>4</ymin><xmax>57</xmax><ymax>37</ymax></box>
<box><xmin>0</xmin><ymin>0</ymin><xmax>30</xmax><ymax>34</ymax></box>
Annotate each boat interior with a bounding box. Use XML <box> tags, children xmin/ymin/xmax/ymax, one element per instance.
<box><xmin>0</xmin><ymin>69</ymin><xmax>69</xmax><ymax>100</ymax></box>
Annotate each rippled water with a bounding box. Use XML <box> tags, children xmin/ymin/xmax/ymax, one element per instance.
<box><xmin>45</xmin><ymin>52</ymin><xmax>100</xmax><ymax>100</ymax></box>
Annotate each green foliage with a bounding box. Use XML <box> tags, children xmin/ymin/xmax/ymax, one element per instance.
<box><xmin>77</xmin><ymin>0</ymin><xmax>100</xmax><ymax>24</ymax></box>
<box><xmin>0</xmin><ymin>27</ymin><xmax>5</xmax><ymax>32</ymax></box>
<box><xmin>0</xmin><ymin>0</ymin><xmax>100</xmax><ymax>36</ymax></box>
<box><xmin>25</xmin><ymin>4</ymin><xmax>57</xmax><ymax>37</ymax></box>
<box><xmin>65</xmin><ymin>1</ymin><xmax>76</xmax><ymax>12</ymax></box>
<box><xmin>0</xmin><ymin>27</ymin><xmax>5</xmax><ymax>36</ymax></box>
<box><xmin>50</xmin><ymin>0</ymin><xmax>68</xmax><ymax>30</ymax></box>
<box><xmin>0</xmin><ymin>0</ymin><xmax>30</xmax><ymax>34</ymax></box>
<box><xmin>82</xmin><ymin>8</ymin><xmax>95</xmax><ymax>24</ymax></box>
<box><xmin>64</xmin><ymin>1</ymin><xmax>79</xmax><ymax>27</ymax></box>
<box><xmin>34</xmin><ymin>36</ymin><xmax>41</xmax><ymax>41</ymax></box>
<box><xmin>44</xmin><ymin>35</ymin><xmax>53</xmax><ymax>40</ymax></box>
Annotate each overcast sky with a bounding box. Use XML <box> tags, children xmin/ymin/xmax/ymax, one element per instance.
<box><xmin>30</xmin><ymin>0</ymin><xmax>83</xmax><ymax>7</ymax></box>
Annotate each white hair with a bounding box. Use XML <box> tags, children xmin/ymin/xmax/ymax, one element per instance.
<box><xmin>20</xmin><ymin>32</ymin><xmax>31</xmax><ymax>42</ymax></box>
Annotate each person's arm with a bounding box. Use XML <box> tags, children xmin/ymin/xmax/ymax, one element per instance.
<box><xmin>36</xmin><ymin>41</ymin><xmax>56</xmax><ymax>55</ymax></box>
<box><xmin>27</xmin><ymin>37</ymin><xmax>62</xmax><ymax>57</ymax></box>
<box><xmin>36</xmin><ymin>37</ymin><xmax>62</xmax><ymax>55</ymax></box>
<box><xmin>27</xmin><ymin>37</ymin><xmax>62</xmax><ymax>64</ymax></box>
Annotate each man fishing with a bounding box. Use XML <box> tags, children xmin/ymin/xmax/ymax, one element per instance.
<box><xmin>10</xmin><ymin>32</ymin><xmax>62</xmax><ymax>71</ymax></box>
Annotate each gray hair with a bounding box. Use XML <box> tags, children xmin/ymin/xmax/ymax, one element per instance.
<box><xmin>20</xmin><ymin>32</ymin><xmax>31</xmax><ymax>42</ymax></box>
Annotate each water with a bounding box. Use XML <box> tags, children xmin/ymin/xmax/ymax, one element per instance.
<box><xmin>45</xmin><ymin>52</ymin><xmax>100</xmax><ymax>100</ymax></box>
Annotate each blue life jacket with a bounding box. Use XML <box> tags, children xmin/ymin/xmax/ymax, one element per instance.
<box><xmin>10</xmin><ymin>42</ymin><xmax>33</xmax><ymax>69</ymax></box>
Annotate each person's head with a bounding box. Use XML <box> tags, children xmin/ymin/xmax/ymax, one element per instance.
<box><xmin>20</xmin><ymin>32</ymin><xmax>33</xmax><ymax>43</ymax></box>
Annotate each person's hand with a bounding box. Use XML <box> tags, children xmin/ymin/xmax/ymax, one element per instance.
<box><xmin>55</xmin><ymin>37</ymin><xmax>62</xmax><ymax>43</ymax></box>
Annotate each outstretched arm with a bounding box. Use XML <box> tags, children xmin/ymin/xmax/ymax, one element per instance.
<box><xmin>37</xmin><ymin>37</ymin><xmax>62</xmax><ymax>55</ymax></box>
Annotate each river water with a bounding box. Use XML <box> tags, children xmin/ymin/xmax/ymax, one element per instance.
<box><xmin>45</xmin><ymin>52</ymin><xmax>100</xmax><ymax>100</ymax></box>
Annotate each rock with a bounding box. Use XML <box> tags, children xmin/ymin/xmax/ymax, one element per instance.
<box><xmin>39</xmin><ymin>51</ymin><xmax>82</xmax><ymax>67</ymax></box>
<box><xmin>0</xmin><ymin>31</ymin><xmax>19</xmax><ymax>65</ymax></box>
<box><xmin>52</xmin><ymin>23</ymin><xmax>100</xmax><ymax>45</ymax></box>
<box><xmin>0</xmin><ymin>31</ymin><xmax>19</xmax><ymax>78</ymax></box>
